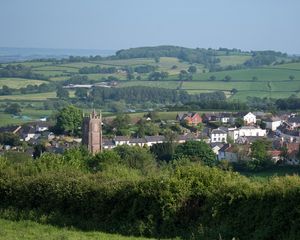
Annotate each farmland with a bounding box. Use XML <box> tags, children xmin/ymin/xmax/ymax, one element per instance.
<box><xmin>0</xmin><ymin>78</ymin><xmax>47</xmax><ymax>88</ymax></box>
<box><xmin>1</xmin><ymin>47</ymin><xmax>300</xmax><ymax>104</ymax></box>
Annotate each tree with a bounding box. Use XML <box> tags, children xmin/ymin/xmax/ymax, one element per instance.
<box><xmin>4</xmin><ymin>103</ymin><xmax>21</xmax><ymax>115</ymax></box>
<box><xmin>56</xmin><ymin>87</ymin><xmax>69</xmax><ymax>99</ymax></box>
<box><xmin>75</xmin><ymin>88</ymin><xmax>88</xmax><ymax>99</ymax></box>
<box><xmin>223</xmin><ymin>75</ymin><xmax>232</xmax><ymax>82</ymax></box>
<box><xmin>112</xmin><ymin>114</ymin><xmax>131</xmax><ymax>136</ymax></box>
<box><xmin>231</xmin><ymin>88</ymin><xmax>238</xmax><ymax>94</ymax></box>
<box><xmin>248</xmin><ymin>139</ymin><xmax>273</xmax><ymax>170</ymax></box>
<box><xmin>252</xmin><ymin>76</ymin><xmax>258</xmax><ymax>81</ymax></box>
<box><xmin>0</xmin><ymin>132</ymin><xmax>20</xmax><ymax>146</ymax></box>
<box><xmin>1</xmin><ymin>85</ymin><xmax>12</xmax><ymax>95</ymax></box>
<box><xmin>289</xmin><ymin>75</ymin><xmax>295</xmax><ymax>81</ymax></box>
<box><xmin>235</xmin><ymin>118</ymin><xmax>244</xmax><ymax>128</ymax></box>
<box><xmin>188</xmin><ymin>66</ymin><xmax>197</xmax><ymax>74</ymax></box>
<box><xmin>150</xmin><ymin>142</ymin><xmax>175</xmax><ymax>162</ymax></box>
<box><xmin>174</xmin><ymin>141</ymin><xmax>216</xmax><ymax>166</ymax></box>
<box><xmin>87</xmin><ymin>150</ymin><xmax>121</xmax><ymax>172</ymax></box>
<box><xmin>113</xmin><ymin>145</ymin><xmax>156</xmax><ymax>174</ymax></box>
<box><xmin>54</xmin><ymin>105</ymin><xmax>83</xmax><ymax>136</ymax></box>
<box><xmin>209</xmin><ymin>75</ymin><xmax>216</xmax><ymax>81</ymax></box>
<box><xmin>127</xmin><ymin>73</ymin><xmax>134</xmax><ymax>80</ymax></box>
<box><xmin>33</xmin><ymin>144</ymin><xmax>46</xmax><ymax>159</ymax></box>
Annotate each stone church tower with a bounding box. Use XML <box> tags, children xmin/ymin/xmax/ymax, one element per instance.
<box><xmin>82</xmin><ymin>110</ymin><xmax>102</xmax><ymax>154</ymax></box>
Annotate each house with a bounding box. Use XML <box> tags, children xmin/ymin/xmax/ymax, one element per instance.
<box><xmin>103</xmin><ymin>139</ymin><xmax>116</xmax><ymax>150</ymax></box>
<box><xmin>144</xmin><ymin>135</ymin><xmax>165</xmax><ymax>147</ymax></box>
<box><xmin>216</xmin><ymin>112</ymin><xmax>235</xmax><ymax>124</ymax></box>
<box><xmin>243</xmin><ymin>112</ymin><xmax>256</xmax><ymax>125</ymax></box>
<box><xmin>210</xmin><ymin>143</ymin><xmax>224</xmax><ymax>155</ymax></box>
<box><xmin>176</xmin><ymin>112</ymin><xmax>202</xmax><ymax>125</ymax></box>
<box><xmin>268</xmin><ymin>150</ymin><xmax>282</xmax><ymax>162</ymax></box>
<box><xmin>264</xmin><ymin>117</ymin><xmax>282</xmax><ymax>131</ymax></box>
<box><xmin>218</xmin><ymin>144</ymin><xmax>238</xmax><ymax>162</ymax></box>
<box><xmin>228</xmin><ymin>126</ymin><xmax>266</xmax><ymax>142</ymax></box>
<box><xmin>287</xmin><ymin>116</ymin><xmax>300</xmax><ymax>130</ymax></box>
<box><xmin>114</xmin><ymin>136</ymin><xmax>130</xmax><ymax>146</ymax></box>
<box><xmin>129</xmin><ymin>138</ymin><xmax>147</xmax><ymax>147</ymax></box>
<box><xmin>210</xmin><ymin>128</ymin><xmax>227</xmax><ymax>143</ymax></box>
<box><xmin>21</xmin><ymin>126</ymin><xmax>41</xmax><ymax>141</ymax></box>
<box><xmin>34</xmin><ymin>122</ymin><xmax>51</xmax><ymax>132</ymax></box>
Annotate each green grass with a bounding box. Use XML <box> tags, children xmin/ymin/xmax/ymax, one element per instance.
<box><xmin>218</xmin><ymin>55</ymin><xmax>252</xmax><ymax>67</ymax></box>
<box><xmin>119</xmin><ymin>80</ymin><xmax>180</xmax><ymax>89</ymax></box>
<box><xmin>0</xmin><ymin>109</ymin><xmax>53</xmax><ymax>127</ymax></box>
<box><xmin>192</xmin><ymin>68</ymin><xmax>300</xmax><ymax>81</ymax></box>
<box><xmin>182</xmin><ymin>81</ymin><xmax>270</xmax><ymax>91</ymax></box>
<box><xmin>240</xmin><ymin>166</ymin><xmax>300</xmax><ymax>181</ymax></box>
<box><xmin>99</xmin><ymin>58</ymin><xmax>155</xmax><ymax>66</ymax></box>
<box><xmin>0</xmin><ymin>91</ymin><xmax>56</xmax><ymax>100</ymax></box>
<box><xmin>0</xmin><ymin>78</ymin><xmax>47</xmax><ymax>88</ymax></box>
<box><xmin>0</xmin><ymin>218</ymin><xmax>155</xmax><ymax>240</ymax></box>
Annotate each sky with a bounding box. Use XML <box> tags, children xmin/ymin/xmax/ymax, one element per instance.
<box><xmin>1</xmin><ymin>0</ymin><xmax>300</xmax><ymax>54</ymax></box>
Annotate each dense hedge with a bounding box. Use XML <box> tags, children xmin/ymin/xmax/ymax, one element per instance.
<box><xmin>1</xmin><ymin>163</ymin><xmax>300</xmax><ymax>239</ymax></box>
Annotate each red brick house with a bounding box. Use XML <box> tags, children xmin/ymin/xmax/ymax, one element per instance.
<box><xmin>176</xmin><ymin>112</ymin><xmax>202</xmax><ymax>126</ymax></box>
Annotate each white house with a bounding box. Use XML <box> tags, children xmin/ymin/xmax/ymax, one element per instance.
<box><xmin>264</xmin><ymin>117</ymin><xmax>282</xmax><ymax>131</ymax></box>
<box><xmin>243</xmin><ymin>112</ymin><xmax>256</xmax><ymax>125</ymax></box>
<box><xmin>210</xmin><ymin>128</ymin><xmax>227</xmax><ymax>143</ymax></box>
<box><xmin>228</xmin><ymin>126</ymin><xmax>266</xmax><ymax>142</ymax></box>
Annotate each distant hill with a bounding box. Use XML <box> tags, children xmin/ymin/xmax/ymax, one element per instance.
<box><xmin>0</xmin><ymin>47</ymin><xmax>116</xmax><ymax>63</ymax></box>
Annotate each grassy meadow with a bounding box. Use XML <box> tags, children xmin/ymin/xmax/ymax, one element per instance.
<box><xmin>0</xmin><ymin>78</ymin><xmax>47</xmax><ymax>88</ymax></box>
<box><xmin>0</xmin><ymin>218</ymin><xmax>155</xmax><ymax>240</ymax></box>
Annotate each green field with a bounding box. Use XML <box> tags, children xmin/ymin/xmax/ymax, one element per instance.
<box><xmin>0</xmin><ymin>91</ymin><xmax>56</xmax><ymax>100</ymax></box>
<box><xmin>218</xmin><ymin>55</ymin><xmax>252</xmax><ymax>67</ymax></box>
<box><xmin>0</xmin><ymin>219</ymin><xmax>154</xmax><ymax>240</ymax></box>
<box><xmin>192</xmin><ymin>67</ymin><xmax>300</xmax><ymax>81</ymax></box>
<box><xmin>119</xmin><ymin>80</ymin><xmax>180</xmax><ymax>89</ymax></box>
<box><xmin>2</xmin><ymin>57</ymin><xmax>300</xmax><ymax>102</ymax></box>
<box><xmin>0</xmin><ymin>78</ymin><xmax>47</xmax><ymax>88</ymax></box>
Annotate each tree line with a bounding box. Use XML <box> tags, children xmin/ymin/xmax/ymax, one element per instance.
<box><xmin>0</xmin><ymin>64</ymin><xmax>49</xmax><ymax>80</ymax></box>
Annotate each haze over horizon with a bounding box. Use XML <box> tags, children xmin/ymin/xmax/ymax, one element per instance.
<box><xmin>1</xmin><ymin>0</ymin><xmax>300</xmax><ymax>54</ymax></box>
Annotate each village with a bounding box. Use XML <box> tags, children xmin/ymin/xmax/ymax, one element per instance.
<box><xmin>0</xmin><ymin>109</ymin><xmax>299</xmax><ymax>165</ymax></box>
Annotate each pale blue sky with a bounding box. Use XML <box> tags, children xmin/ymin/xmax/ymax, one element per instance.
<box><xmin>1</xmin><ymin>0</ymin><xmax>299</xmax><ymax>53</ymax></box>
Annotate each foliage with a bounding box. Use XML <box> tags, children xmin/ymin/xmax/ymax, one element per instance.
<box><xmin>4</xmin><ymin>103</ymin><xmax>21</xmax><ymax>115</ymax></box>
<box><xmin>54</xmin><ymin>105</ymin><xmax>83</xmax><ymax>136</ymax></box>
<box><xmin>0</xmin><ymin>132</ymin><xmax>20</xmax><ymax>146</ymax></box>
<box><xmin>150</xmin><ymin>142</ymin><xmax>175</xmax><ymax>162</ymax></box>
<box><xmin>248</xmin><ymin>139</ymin><xmax>273</xmax><ymax>170</ymax></box>
<box><xmin>56</xmin><ymin>87</ymin><xmax>69</xmax><ymax>99</ymax></box>
<box><xmin>174</xmin><ymin>141</ymin><xmax>217</xmax><ymax>166</ymax></box>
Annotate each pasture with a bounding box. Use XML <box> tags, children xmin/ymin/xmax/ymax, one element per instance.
<box><xmin>0</xmin><ymin>78</ymin><xmax>47</xmax><ymax>88</ymax></box>
<box><xmin>0</xmin><ymin>218</ymin><xmax>154</xmax><ymax>240</ymax></box>
<box><xmin>192</xmin><ymin>67</ymin><xmax>300</xmax><ymax>81</ymax></box>
<box><xmin>218</xmin><ymin>55</ymin><xmax>252</xmax><ymax>67</ymax></box>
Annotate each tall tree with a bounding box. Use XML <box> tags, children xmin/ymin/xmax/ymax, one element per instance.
<box><xmin>175</xmin><ymin>141</ymin><xmax>216</xmax><ymax>166</ymax></box>
<box><xmin>56</xmin><ymin>87</ymin><xmax>69</xmax><ymax>99</ymax></box>
<box><xmin>54</xmin><ymin>105</ymin><xmax>83</xmax><ymax>136</ymax></box>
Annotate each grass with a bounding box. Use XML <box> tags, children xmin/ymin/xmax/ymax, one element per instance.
<box><xmin>240</xmin><ymin>166</ymin><xmax>300</xmax><ymax>181</ymax></box>
<box><xmin>192</xmin><ymin>68</ymin><xmax>300</xmax><ymax>81</ymax></box>
<box><xmin>0</xmin><ymin>109</ymin><xmax>53</xmax><ymax>127</ymax></box>
<box><xmin>218</xmin><ymin>55</ymin><xmax>252</xmax><ymax>67</ymax></box>
<box><xmin>119</xmin><ymin>80</ymin><xmax>180</xmax><ymax>89</ymax></box>
<box><xmin>0</xmin><ymin>91</ymin><xmax>56</xmax><ymax>100</ymax></box>
<box><xmin>0</xmin><ymin>218</ymin><xmax>155</xmax><ymax>240</ymax></box>
<box><xmin>0</xmin><ymin>78</ymin><xmax>47</xmax><ymax>88</ymax></box>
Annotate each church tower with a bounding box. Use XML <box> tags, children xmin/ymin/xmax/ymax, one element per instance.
<box><xmin>82</xmin><ymin>110</ymin><xmax>102</xmax><ymax>154</ymax></box>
